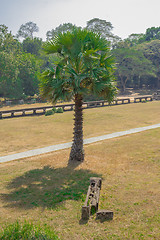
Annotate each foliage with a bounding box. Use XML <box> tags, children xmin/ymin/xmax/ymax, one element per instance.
<box><xmin>40</xmin><ymin>28</ymin><xmax>117</xmax><ymax>103</ymax></box>
<box><xmin>56</xmin><ymin>107</ymin><xmax>63</xmax><ymax>113</ymax></box>
<box><xmin>114</xmin><ymin>27</ymin><xmax>160</xmax><ymax>49</ymax></box>
<box><xmin>46</xmin><ymin>23</ymin><xmax>78</xmax><ymax>40</ymax></box>
<box><xmin>45</xmin><ymin>109</ymin><xmax>54</xmax><ymax>116</ymax></box>
<box><xmin>45</xmin><ymin>107</ymin><xmax>64</xmax><ymax>115</ymax></box>
<box><xmin>83</xmin><ymin>93</ymin><xmax>103</xmax><ymax>101</ymax></box>
<box><xmin>145</xmin><ymin>26</ymin><xmax>160</xmax><ymax>41</ymax></box>
<box><xmin>86</xmin><ymin>18</ymin><xmax>113</xmax><ymax>36</ymax></box>
<box><xmin>0</xmin><ymin>24</ymin><xmax>22</xmax><ymax>54</ymax></box>
<box><xmin>0</xmin><ymin>25</ymin><xmax>42</xmax><ymax>99</ymax></box>
<box><xmin>18</xmin><ymin>53</ymin><xmax>40</xmax><ymax>96</ymax></box>
<box><xmin>1</xmin><ymin>20</ymin><xmax>160</xmax><ymax>101</ymax></box>
<box><xmin>17</xmin><ymin>21</ymin><xmax>39</xmax><ymax>39</ymax></box>
<box><xmin>52</xmin><ymin>107</ymin><xmax>57</xmax><ymax>113</ymax></box>
<box><xmin>0</xmin><ymin>51</ymin><xmax>22</xmax><ymax>98</ymax></box>
<box><xmin>0</xmin><ymin>221</ymin><xmax>59</xmax><ymax>240</ymax></box>
<box><xmin>22</xmin><ymin>37</ymin><xmax>43</xmax><ymax>56</ymax></box>
<box><xmin>113</xmin><ymin>47</ymin><xmax>156</xmax><ymax>92</ymax></box>
<box><xmin>136</xmin><ymin>40</ymin><xmax>160</xmax><ymax>88</ymax></box>
<box><xmin>114</xmin><ymin>33</ymin><xmax>145</xmax><ymax>49</ymax></box>
<box><xmin>0</xmin><ymin>50</ymin><xmax>41</xmax><ymax>98</ymax></box>
<box><xmin>86</xmin><ymin>18</ymin><xmax>121</xmax><ymax>44</ymax></box>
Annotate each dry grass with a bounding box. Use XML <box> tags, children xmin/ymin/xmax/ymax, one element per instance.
<box><xmin>0</xmin><ymin>101</ymin><xmax>160</xmax><ymax>239</ymax></box>
<box><xmin>0</xmin><ymin>128</ymin><xmax>160</xmax><ymax>239</ymax></box>
<box><xmin>0</xmin><ymin>101</ymin><xmax>160</xmax><ymax>156</ymax></box>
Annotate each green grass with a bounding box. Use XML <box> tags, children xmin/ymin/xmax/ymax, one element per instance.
<box><xmin>1</xmin><ymin>166</ymin><xmax>101</xmax><ymax>209</ymax></box>
<box><xmin>0</xmin><ymin>221</ymin><xmax>59</xmax><ymax>240</ymax></box>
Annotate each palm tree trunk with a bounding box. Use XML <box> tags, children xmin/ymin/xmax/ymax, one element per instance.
<box><xmin>69</xmin><ymin>94</ymin><xmax>84</xmax><ymax>162</ymax></box>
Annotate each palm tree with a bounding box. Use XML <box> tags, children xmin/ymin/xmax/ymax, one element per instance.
<box><xmin>40</xmin><ymin>28</ymin><xmax>117</xmax><ymax>162</ymax></box>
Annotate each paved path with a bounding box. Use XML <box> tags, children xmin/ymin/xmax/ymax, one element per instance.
<box><xmin>0</xmin><ymin>123</ymin><xmax>160</xmax><ymax>164</ymax></box>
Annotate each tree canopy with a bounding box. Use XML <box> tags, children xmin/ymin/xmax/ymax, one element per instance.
<box><xmin>22</xmin><ymin>37</ymin><xmax>42</xmax><ymax>56</ymax></box>
<box><xmin>46</xmin><ymin>23</ymin><xmax>77</xmax><ymax>40</ymax></box>
<box><xmin>113</xmin><ymin>48</ymin><xmax>156</xmax><ymax>92</ymax></box>
<box><xmin>0</xmin><ymin>24</ymin><xmax>41</xmax><ymax>99</ymax></box>
<box><xmin>136</xmin><ymin>40</ymin><xmax>160</xmax><ymax>88</ymax></box>
<box><xmin>41</xmin><ymin>28</ymin><xmax>117</xmax><ymax>103</ymax></box>
<box><xmin>17</xmin><ymin>22</ymin><xmax>39</xmax><ymax>39</ymax></box>
<box><xmin>86</xmin><ymin>18</ymin><xmax>120</xmax><ymax>44</ymax></box>
<box><xmin>1</xmin><ymin>19</ymin><xmax>160</xmax><ymax>100</ymax></box>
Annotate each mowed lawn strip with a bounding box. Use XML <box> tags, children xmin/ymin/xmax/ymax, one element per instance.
<box><xmin>0</xmin><ymin>101</ymin><xmax>160</xmax><ymax>156</ymax></box>
<box><xmin>0</xmin><ymin>128</ymin><xmax>160</xmax><ymax>239</ymax></box>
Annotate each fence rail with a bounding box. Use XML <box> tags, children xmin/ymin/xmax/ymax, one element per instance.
<box><xmin>0</xmin><ymin>96</ymin><xmax>153</xmax><ymax>119</ymax></box>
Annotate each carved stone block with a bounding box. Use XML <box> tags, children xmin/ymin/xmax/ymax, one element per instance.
<box><xmin>81</xmin><ymin>206</ymin><xmax>90</xmax><ymax>220</ymax></box>
<box><xmin>96</xmin><ymin>210</ymin><xmax>113</xmax><ymax>221</ymax></box>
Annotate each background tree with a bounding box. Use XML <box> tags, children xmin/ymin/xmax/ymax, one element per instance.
<box><xmin>136</xmin><ymin>40</ymin><xmax>160</xmax><ymax>88</ymax></box>
<box><xmin>0</xmin><ymin>24</ymin><xmax>42</xmax><ymax>99</ymax></box>
<box><xmin>113</xmin><ymin>48</ymin><xmax>155</xmax><ymax>92</ymax></box>
<box><xmin>145</xmin><ymin>27</ymin><xmax>160</xmax><ymax>41</ymax></box>
<box><xmin>40</xmin><ymin>28</ymin><xmax>117</xmax><ymax>162</ymax></box>
<box><xmin>0</xmin><ymin>24</ymin><xmax>21</xmax><ymax>53</ymax></box>
<box><xmin>17</xmin><ymin>22</ymin><xmax>39</xmax><ymax>39</ymax></box>
<box><xmin>114</xmin><ymin>33</ymin><xmax>145</xmax><ymax>49</ymax></box>
<box><xmin>86</xmin><ymin>18</ymin><xmax>120</xmax><ymax>43</ymax></box>
<box><xmin>1</xmin><ymin>21</ymin><xmax>160</xmax><ymax>101</ymax></box>
<box><xmin>0</xmin><ymin>51</ymin><xmax>22</xmax><ymax>99</ymax></box>
<box><xmin>86</xmin><ymin>18</ymin><xmax>113</xmax><ymax>38</ymax></box>
<box><xmin>22</xmin><ymin>37</ymin><xmax>42</xmax><ymax>56</ymax></box>
<box><xmin>46</xmin><ymin>23</ymin><xmax>77</xmax><ymax>40</ymax></box>
<box><xmin>18</xmin><ymin>53</ymin><xmax>40</xmax><ymax>96</ymax></box>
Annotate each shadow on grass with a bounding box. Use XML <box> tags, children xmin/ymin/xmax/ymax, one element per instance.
<box><xmin>1</xmin><ymin>163</ymin><xmax>101</xmax><ymax>210</ymax></box>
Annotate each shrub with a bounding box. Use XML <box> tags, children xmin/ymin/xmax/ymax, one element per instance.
<box><xmin>56</xmin><ymin>107</ymin><xmax>63</xmax><ymax>113</ymax></box>
<box><xmin>0</xmin><ymin>221</ymin><xmax>59</xmax><ymax>240</ymax></box>
<box><xmin>45</xmin><ymin>110</ymin><xmax>54</xmax><ymax>116</ymax></box>
<box><xmin>31</xmin><ymin>98</ymin><xmax>36</xmax><ymax>104</ymax></box>
<box><xmin>52</xmin><ymin>107</ymin><xmax>57</xmax><ymax>113</ymax></box>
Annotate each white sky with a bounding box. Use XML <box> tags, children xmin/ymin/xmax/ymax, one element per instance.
<box><xmin>0</xmin><ymin>0</ymin><xmax>160</xmax><ymax>40</ymax></box>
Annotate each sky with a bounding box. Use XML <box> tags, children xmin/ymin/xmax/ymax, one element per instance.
<box><xmin>0</xmin><ymin>0</ymin><xmax>160</xmax><ymax>40</ymax></box>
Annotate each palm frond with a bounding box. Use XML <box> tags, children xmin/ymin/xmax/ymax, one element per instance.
<box><xmin>41</xmin><ymin>27</ymin><xmax>117</xmax><ymax>103</ymax></box>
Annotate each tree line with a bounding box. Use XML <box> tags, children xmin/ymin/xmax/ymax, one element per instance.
<box><xmin>0</xmin><ymin>19</ymin><xmax>160</xmax><ymax>100</ymax></box>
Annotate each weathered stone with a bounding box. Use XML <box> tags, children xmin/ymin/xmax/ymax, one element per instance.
<box><xmin>81</xmin><ymin>178</ymin><xmax>102</xmax><ymax>220</ymax></box>
<box><xmin>81</xmin><ymin>206</ymin><xmax>90</xmax><ymax>220</ymax></box>
<box><xmin>153</xmin><ymin>90</ymin><xmax>160</xmax><ymax>100</ymax></box>
<box><xmin>96</xmin><ymin>210</ymin><xmax>113</xmax><ymax>221</ymax></box>
<box><xmin>90</xmin><ymin>177</ymin><xmax>102</xmax><ymax>189</ymax></box>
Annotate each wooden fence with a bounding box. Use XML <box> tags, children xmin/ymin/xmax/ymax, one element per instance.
<box><xmin>0</xmin><ymin>97</ymin><xmax>153</xmax><ymax>119</ymax></box>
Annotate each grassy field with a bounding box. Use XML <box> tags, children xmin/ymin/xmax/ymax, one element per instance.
<box><xmin>0</xmin><ymin>101</ymin><xmax>160</xmax><ymax>156</ymax></box>
<box><xmin>0</xmin><ymin>101</ymin><xmax>160</xmax><ymax>239</ymax></box>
